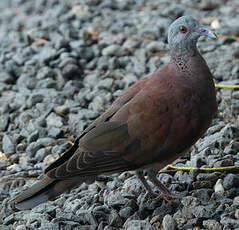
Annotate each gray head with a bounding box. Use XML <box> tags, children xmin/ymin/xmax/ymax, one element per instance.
<box><xmin>168</xmin><ymin>16</ymin><xmax>217</xmax><ymax>55</ymax></box>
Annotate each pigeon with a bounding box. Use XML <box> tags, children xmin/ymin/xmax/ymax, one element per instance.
<box><xmin>10</xmin><ymin>15</ymin><xmax>217</xmax><ymax>210</ymax></box>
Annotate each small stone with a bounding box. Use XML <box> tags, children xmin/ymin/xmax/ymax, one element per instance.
<box><xmin>220</xmin><ymin>217</ymin><xmax>239</xmax><ymax>228</ymax></box>
<box><xmin>233</xmin><ymin>196</ymin><xmax>239</xmax><ymax>205</ymax></box>
<box><xmin>35</xmin><ymin>148</ymin><xmax>50</xmax><ymax>162</ymax></box>
<box><xmin>46</xmin><ymin>112</ymin><xmax>63</xmax><ymax>128</ymax></box>
<box><xmin>203</xmin><ymin>219</ymin><xmax>222</xmax><ymax>230</ymax></box>
<box><xmin>62</xmin><ymin>63</ymin><xmax>81</xmax><ymax>79</ymax></box>
<box><xmin>109</xmin><ymin>209</ymin><xmax>123</xmax><ymax>227</ymax></box>
<box><xmin>192</xmin><ymin>180</ymin><xmax>214</xmax><ymax>189</ymax></box>
<box><xmin>72</xmin><ymin>4</ymin><xmax>90</xmax><ymax>20</ymax></box>
<box><xmin>92</xmin><ymin>205</ymin><xmax>110</xmax><ymax>223</ymax></box>
<box><xmin>0</xmin><ymin>72</ymin><xmax>14</xmax><ymax>84</ymax></box>
<box><xmin>2</xmin><ymin>134</ymin><xmax>15</xmax><ymax>155</ymax></box>
<box><xmin>193</xmin><ymin>205</ymin><xmax>213</xmax><ymax>218</ymax></box>
<box><xmin>53</xmin><ymin>105</ymin><xmax>70</xmax><ymax>115</ymax></box>
<box><xmin>191</xmin><ymin>189</ymin><xmax>213</xmax><ymax>204</ymax></box>
<box><xmin>196</xmin><ymin>172</ymin><xmax>221</xmax><ymax>182</ymax></box>
<box><xmin>139</xmin><ymin>28</ymin><xmax>158</xmax><ymax>40</ymax></box>
<box><xmin>36</xmin><ymin>137</ymin><xmax>54</xmax><ymax>146</ymax></box>
<box><xmin>191</xmin><ymin>154</ymin><xmax>206</xmax><ymax>167</ymax></box>
<box><xmin>223</xmin><ymin>174</ymin><xmax>239</xmax><ymax>190</ymax></box>
<box><xmin>235</xmin><ymin>209</ymin><xmax>239</xmax><ymax>219</ymax></box>
<box><xmin>36</xmin><ymin>78</ymin><xmax>58</xmax><ymax>89</ymax></box>
<box><xmin>48</xmin><ymin>127</ymin><xmax>63</xmax><ymax>138</ymax></box>
<box><xmin>84</xmin><ymin>72</ymin><xmax>100</xmax><ymax>87</ymax></box>
<box><xmin>16</xmin><ymin>225</ymin><xmax>28</xmax><ymax>230</ymax></box>
<box><xmin>36</xmin><ymin>67</ymin><xmax>55</xmax><ymax>80</ymax></box>
<box><xmin>39</xmin><ymin>47</ymin><xmax>57</xmax><ymax>63</ymax></box>
<box><xmin>27</xmin><ymin>130</ymin><xmax>39</xmax><ymax>143</ymax></box>
<box><xmin>146</xmin><ymin>41</ymin><xmax>166</xmax><ymax>55</ymax></box>
<box><xmin>123</xmin><ymin>219</ymin><xmax>151</xmax><ymax>230</ymax></box>
<box><xmin>26</xmin><ymin>141</ymin><xmax>43</xmax><ymax>157</ymax></box>
<box><xmin>78</xmin><ymin>47</ymin><xmax>95</xmax><ymax>61</ymax></box>
<box><xmin>16</xmin><ymin>143</ymin><xmax>27</xmax><ymax>153</ymax></box>
<box><xmin>122</xmin><ymin>39</ymin><xmax>140</xmax><ymax>51</ymax></box>
<box><xmin>104</xmin><ymin>190</ymin><xmax>127</xmax><ymax>208</ymax></box>
<box><xmin>153</xmin><ymin>202</ymin><xmax>175</xmax><ymax>221</ymax></box>
<box><xmin>2</xmin><ymin>214</ymin><xmax>15</xmax><ymax>225</ymax></box>
<box><xmin>102</xmin><ymin>45</ymin><xmax>127</xmax><ymax>56</ymax></box>
<box><xmin>182</xmin><ymin>218</ymin><xmax>201</xmax><ymax>230</ymax></box>
<box><xmin>181</xmin><ymin>196</ymin><xmax>200</xmax><ymax>207</ymax></box>
<box><xmin>162</xmin><ymin>214</ymin><xmax>177</xmax><ymax>230</ymax></box>
<box><xmin>97</xmin><ymin>78</ymin><xmax>113</xmax><ymax>90</ymax></box>
<box><xmin>224</xmin><ymin>143</ymin><xmax>239</xmax><ymax>154</ymax></box>
<box><xmin>119</xmin><ymin>207</ymin><xmax>134</xmax><ymax>219</ymax></box>
<box><xmin>0</xmin><ymin>114</ymin><xmax>9</xmax><ymax>131</ymax></box>
<box><xmin>89</xmin><ymin>95</ymin><xmax>105</xmax><ymax>112</ymax></box>
<box><xmin>214</xmin><ymin>179</ymin><xmax>225</xmax><ymax>194</ymax></box>
<box><xmin>122</xmin><ymin>177</ymin><xmax>142</xmax><ymax>195</ymax></box>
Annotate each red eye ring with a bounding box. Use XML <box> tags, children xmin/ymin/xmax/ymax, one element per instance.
<box><xmin>179</xmin><ymin>26</ymin><xmax>187</xmax><ymax>33</ymax></box>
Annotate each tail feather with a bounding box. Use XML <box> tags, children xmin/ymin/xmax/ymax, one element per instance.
<box><xmin>10</xmin><ymin>176</ymin><xmax>89</xmax><ymax>210</ymax></box>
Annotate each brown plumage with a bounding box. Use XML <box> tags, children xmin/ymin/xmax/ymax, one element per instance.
<box><xmin>10</xmin><ymin>16</ymin><xmax>217</xmax><ymax>210</ymax></box>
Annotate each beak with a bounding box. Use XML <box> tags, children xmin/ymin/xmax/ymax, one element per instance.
<box><xmin>196</xmin><ymin>27</ymin><xmax>218</xmax><ymax>39</ymax></box>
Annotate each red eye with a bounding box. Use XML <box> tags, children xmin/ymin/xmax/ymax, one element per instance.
<box><xmin>179</xmin><ymin>26</ymin><xmax>187</xmax><ymax>33</ymax></box>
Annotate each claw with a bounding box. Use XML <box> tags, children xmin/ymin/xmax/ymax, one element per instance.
<box><xmin>136</xmin><ymin>170</ymin><xmax>184</xmax><ymax>202</ymax></box>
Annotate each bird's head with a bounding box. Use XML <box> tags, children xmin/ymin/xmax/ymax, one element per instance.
<box><xmin>168</xmin><ymin>16</ymin><xmax>217</xmax><ymax>55</ymax></box>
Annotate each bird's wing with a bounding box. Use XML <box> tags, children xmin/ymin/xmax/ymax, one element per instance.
<box><xmin>47</xmin><ymin>120</ymin><xmax>141</xmax><ymax>178</ymax></box>
<box><xmin>45</xmin><ymin>78</ymin><xmax>149</xmax><ymax>178</ymax></box>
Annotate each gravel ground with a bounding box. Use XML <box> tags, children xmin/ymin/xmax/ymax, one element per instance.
<box><xmin>0</xmin><ymin>0</ymin><xmax>239</xmax><ymax>229</ymax></box>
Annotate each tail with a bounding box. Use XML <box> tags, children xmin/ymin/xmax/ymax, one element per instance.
<box><xmin>10</xmin><ymin>176</ymin><xmax>88</xmax><ymax>210</ymax></box>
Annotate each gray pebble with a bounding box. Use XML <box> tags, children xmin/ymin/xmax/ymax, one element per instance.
<box><xmin>203</xmin><ymin>219</ymin><xmax>223</xmax><ymax>230</ymax></box>
<box><xmin>36</xmin><ymin>67</ymin><xmax>56</xmax><ymax>80</ymax></box>
<box><xmin>193</xmin><ymin>205</ymin><xmax>214</xmax><ymax>218</ymax></box>
<box><xmin>16</xmin><ymin>142</ymin><xmax>27</xmax><ymax>153</ymax></box>
<box><xmin>89</xmin><ymin>95</ymin><xmax>105</xmax><ymax>112</ymax></box>
<box><xmin>26</xmin><ymin>141</ymin><xmax>44</xmax><ymax>158</ymax></box>
<box><xmin>233</xmin><ymin>196</ymin><xmax>239</xmax><ymax>205</ymax></box>
<box><xmin>46</xmin><ymin>112</ymin><xmax>63</xmax><ymax>128</ymax></box>
<box><xmin>0</xmin><ymin>72</ymin><xmax>14</xmax><ymax>84</ymax></box>
<box><xmin>0</xmin><ymin>114</ymin><xmax>9</xmax><ymax>131</ymax></box>
<box><xmin>27</xmin><ymin>130</ymin><xmax>39</xmax><ymax>143</ymax></box>
<box><xmin>102</xmin><ymin>45</ymin><xmax>128</xmax><ymax>56</ymax></box>
<box><xmin>223</xmin><ymin>174</ymin><xmax>239</xmax><ymax>190</ymax></box>
<box><xmin>98</xmin><ymin>78</ymin><xmax>113</xmax><ymax>90</ymax></box>
<box><xmin>220</xmin><ymin>217</ymin><xmax>239</xmax><ymax>228</ymax></box>
<box><xmin>26</xmin><ymin>93</ymin><xmax>44</xmax><ymax>108</ymax></box>
<box><xmin>162</xmin><ymin>214</ymin><xmax>177</xmax><ymax>230</ymax></box>
<box><xmin>235</xmin><ymin>209</ymin><xmax>239</xmax><ymax>219</ymax></box>
<box><xmin>104</xmin><ymin>190</ymin><xmax>128</xmax><ymax>208</ymax></box>
<box><xmin>48</xmin><ymin>126</ymin><xmax>63</xmax><ymax>138</ymax></box>
<box><xmin>34</xmin><ymin>147</ymin><xmax>50</xmax><ymax>162</ymax></box>
<box><xmin>36</xmin><ymin>78</ymin><xmax>58</xmax><ymax>89</ymax></box>
<box><xmin>153</xmin><ymin>202</ymin><xmax>175</xmax><ymax>221</ymax></box>
<box><xmin>119</xmin><ymin>207</ymin><xmax>134</xmax><ymax>219</ymax></box>
<box><xmin>123</xmin><ymin>219</ymin><xmax>151</xmax><ymax>230</ymax></box>
<box><xmin>2</xmin><ymin>133</ymin><xmax>15</xmax><ymax>155</ymax></box>
<box><xmin>109</xmin><ymin>209</ymin><xmax>123</xmax><ymax>227</ymax></box>
<box><xmin>53</xmin><ymin>105</ymin><xmax>70</xmax><ymax>115</ymax></box>
<box><xmin>224</xmin><ymin>142</ymin><xmax>239</xmax><ymax>154</ymax></box>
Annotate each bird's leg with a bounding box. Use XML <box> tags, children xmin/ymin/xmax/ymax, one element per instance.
<box><xmin>136</xmin><ymin>171</ymin><xmax>157</xmax><ymax>199</ymax></box>
<box><xmin>147</xmin><ymin>170</ymin><xmax>183</xmax><ymax>200</ymax></box>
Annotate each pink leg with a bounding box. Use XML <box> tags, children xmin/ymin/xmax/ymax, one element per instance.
<box><xmin>136</xmin><ymin>170</ymin><xmax>183</xmax><ymax>200</ymax></box>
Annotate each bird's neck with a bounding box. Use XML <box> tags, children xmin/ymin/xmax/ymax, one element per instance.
<box><xmin>170</xmin><ymin>45</ymin><xmax>198</xmax><ymax>59</ymax></box>
<box><xmin>170</xmin><ymin>48</ymin><xmax>201</xmax><ymax>72</ymax></box>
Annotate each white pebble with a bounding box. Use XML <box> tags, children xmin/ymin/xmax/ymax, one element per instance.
<box><xmin>214</xmin><ymin>179</ymin><xmax>224</xmax><ymax>194</ymax></box>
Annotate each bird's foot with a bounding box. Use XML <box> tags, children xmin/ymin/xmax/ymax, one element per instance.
<box><xmin>136</xmin><ymin>170</ymin><xmax>183</xmax><ymax>202</ymax></box>
<box><xmin>145</xmin><ymin>189</ymin><xmax>183</xmax><ymax>202</ymax></box>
